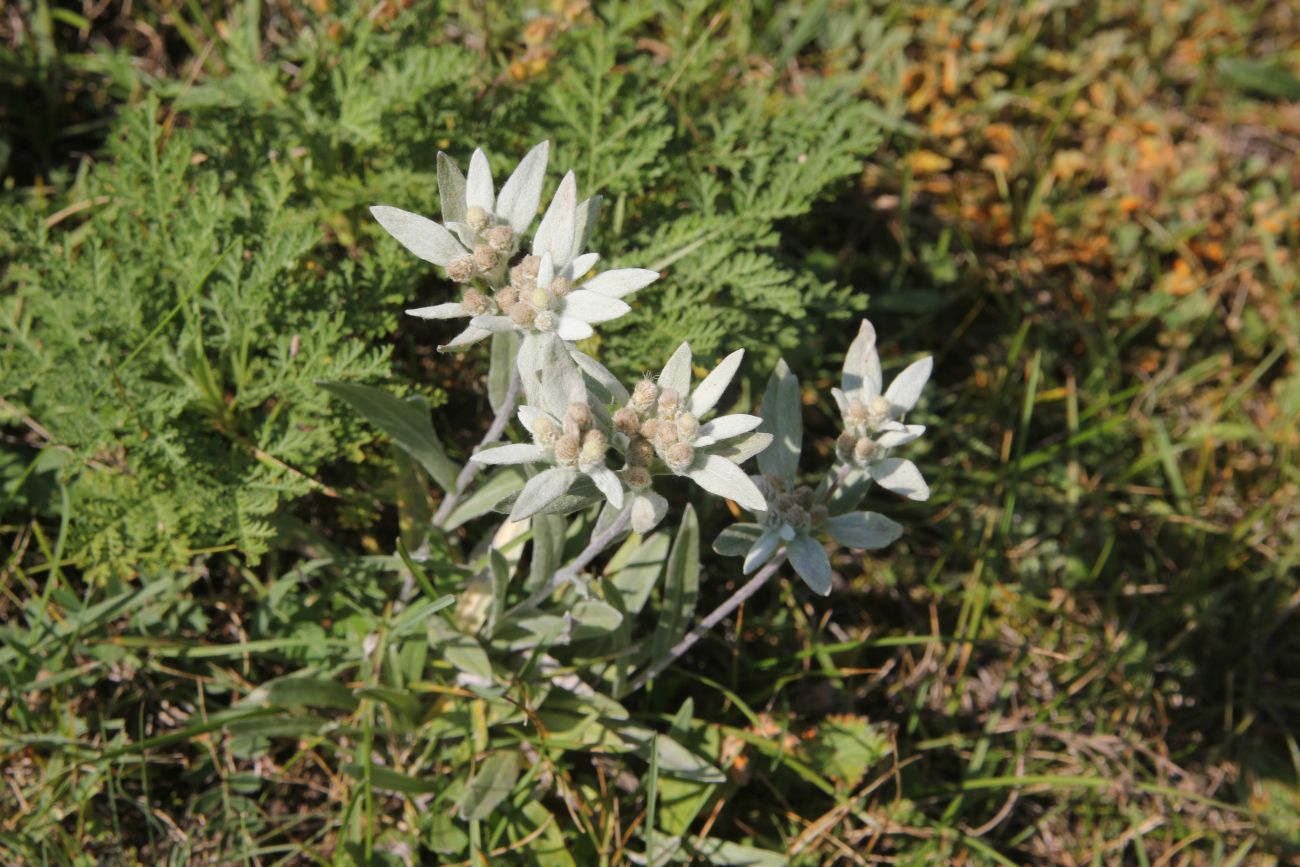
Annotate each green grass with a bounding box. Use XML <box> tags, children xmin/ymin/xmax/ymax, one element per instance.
<box><xmin>3</xmin><ymin>0</ymin><xmax>1299</xmax><ymax>864</ymax></box>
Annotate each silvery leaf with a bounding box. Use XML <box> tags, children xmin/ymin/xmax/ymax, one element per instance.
<box><xmin>743</xmin><ymin>528</ymin><xmax>781</xmax><ymax>573</ymax></box>
<box><xmin>571</xmin><ymin>350</ymin><xmax>630</xmax><ymax>405</ymax></box>
<box><xmin>436</xmin><ymin>151</ymin><xmax>467</xmax><ymax>224</ymax></box>
<box><xmin>709</xmin><ymin>432</ymin><xmax>772</xmax><ymax>464</ymax></box>
<box><xmin>444</xmin><ymin>220</ymin><xmax>478</xmax><ymax>249</ymax></box>
<box><xmin>471</xmin><ymin>443</ymin><xmax>548</xmax><ymax>465</ymax></box>
<box><xmin>869</xmin><ymin>458</ymin><xmax>930</xmax><ymax>501</ymax></box>
<box><xmin>630</xmin><ymin>491</ymin><xmax>668</xmax><ymax>534</ymax></box>
<box><xmin>823</xmin><ymin>511</ymin><xmax>903</xmax><ymax>550</ymax></box>
<box><xmin>468</xmin><ymin>315</ymin><xmax>516</xmax><ymax>333</ymax></box>
<box><xmin>688</xmin><ymin>349</ymin><xmax>744</xmax><ymax>417</ymax></box>
<box><xmin>488</xmin><ymin>331</ymin><xmax>520</xmax><ymax>414</ymax></box>
<box><xmin>495</xmin><ymin>140</ymin><xmax>549</xmax><ymax>234</ymax></box>
<box><xmin>370</xmin><ymin>206</ymin><xmax>465</xmax><ymax>266</ymax></box>
<box><xmin>582</xmin><ymin>268</ymin><xmax>659</xmax><ymax>299</ymax></box>
<box><xmin>713</xmin><ymin>523</ymin><xmax>764</xmax><ymax>556</ymax></box>
<box><xmin>562</xmin><ymin>290</ymin><xmax>631</xmax><ymax>324</ymax></box>
<box><xmin>465</xmin><ymin>147</ymin><xmax>495</xmax><ymax>213</ymax></box>
<box><xmin>537</xmin><ymin>250</ymin><xmax>555</xmax><ymax>287</ymax></box>
<box><xmin>825</xmin><ymin>465</ymin><xmax>873</xmax><ymax>513</ymax></box>
<box><xmin>787</xmin><ymin>533</ymin><xmax>832</xmax><ymax>596</ymax></box>
<box><xmin>685</xmin><ymin>454</ymin><xmax>766</xmax><ymax>512</ymax></box>
<box><xmin>510</xmin><ymin>467</ymin><xmax>578</xmax><ymax>521</ymax></box>
<box><xmin>438</xmin><ymin>325</ymin><xmax>492</xmax><ymax>353</ymax></box>
<box><xmin>516</xmin><ymin>332</ymin><xmax>557</xmax><ymax>405</ymax></box>
<box><xmin>568</xmin><ymin>251</ymin><xmax>600</xmax><ymax>281</ymax></box>
<box><xmin>876</xmin><ymin>424</ymin><xmax>925</xmax><ymax>448</ymax></box>
<box><xmin>406</xmin><ymin>302</ymin><xmax>467</xmax><ymax>320</ymax></box>
<box><xmin>843</xmin><ymin>319</ymin><xmax>883</xmax><ymax>402</ymax></box>
<box><xmin>696</xmin><ymin>413</ymin><xmax>762</xmax><ymax>446</ymax></box>
<box><xmin>533</xmin><ymin>171</ymin><xmax>577</xmax><ymax>266</ymax></box>
<box><xmin>830</xmin><ymin>387</ymin><xmax>849</xmax><ymax>417</ymax></box>
<box><xmin>587</xmin><ymin>466</ymin><xmax>624</xmax><ymax>508</ymax></box>
<box><xmin>885</xmin><ymin>356</ymin><xmax>933</xmax><ymax>414</ymax></box>
<box><xmin>756</xmin><ymin>358</ymin><xmax>801</xmax><ymax>481</ymax></box>
<box><xmin>556</xmin><ymin>317</ymin><xmax>594</xmax><ymax>342</ymax></box>
<box><xmin>658</xmin><ymin>342</ymin><xmax>693</xmax><ymax>398</ymax></box>
<box><xmin>571</xmin><ymin>195</ymin><xmax>602</xmax><ymax>261</ymax></box>
<box><xmin>516</xmin><ymin>406</ymin><xmax>554</xmax><ymax>437</ymax></box>
<box><xmin>539</xmin><ymin>336</ymin><xmax>587</xmax><ymax>418</ymax></box>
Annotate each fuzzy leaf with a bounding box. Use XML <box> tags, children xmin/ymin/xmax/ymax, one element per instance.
<box><xmin>583</xmin><ymin>267</ymin><xmax>659</xmax><ymax>298</ymax></box>
<box><xmin>686</xmin><ymin>455</ymin><xmax>766</xmax><ymax>512</ymax></box>
<box><xmin>713</xmin><ymin>523</ymin><xmax>763</xmax><ymax>556</ymax></box>
<box><xmin>823</xmin><ymin>511</ymin><xmax>903</xmax><ymax>550</ymax></box>
<box><xmin>869</xmin><ymin>458</ymin><xmax>930</xmax><ymax>501</ymax></box>
<box><xmin>757</xmin><ymin>358</ymin><xmax>801</xmax><ymax>481</ymax></box>
<box><xmin>842</xmin><ymin>319</ymin><xmax>883</xmax><ymax>402</ymax></box>
<box><xmin>885</xmin><ymin>357</ymin><xmax>933</xmax><ymax>414</ymax></box>
<box><xmin>320</xmin><ymin>382</ymin><xmax>458</xmax><ymax>492</ymax></box>
<box><xmin>370</xmin><ymin>205</ymin><xmax>464</xmax><ymax>266</ymax></box>
<box><xmin>471</xmin><ymin>443</ymin><xmax>548</xmax><ymax>465</ymax></box>
<box><xmin>688</xmin><ymin>349</ymin><xmax>744</xmax><ymax>417</ymax></box>
<box><xmin>459</xmin><ymin>751</ymin><xmax>520</xmax><ymax>822</ymax></box>
<box><xmin>648</xmin><ymin>504</ymin><xmax>699</xmax><ymax>661</ymax></box>
<box><xmin>465</xmin><ymin>147</ymin><xmax>495</xmax><ymax>212</ymax></box>
<box><xmin>496</xmin><ymin>140</ymin><xmax>549</xmax><ymax>233</ymax></box>
<box><xmin>787</xmin><ymin>534</ymin><xmax>832</xmax><ymax>595</ymax></box>
<box><xmin>510</xmin><ymin>467</ymin><xmax>579</xmax><ymax>521</ymax></box>
<box><xmin>658</xmin><ymin>342</ymin><xmax>693</xmax><ymax>398</ymax></box>
<box><xmin>534</xmin><ymin>171</ymin><xmax>577</xmax><ymax>266</ymax></box>
<box><xmin>436</xmin><ymin>152</ymin><xmax>467</xmax><ymax>224</ymax></box>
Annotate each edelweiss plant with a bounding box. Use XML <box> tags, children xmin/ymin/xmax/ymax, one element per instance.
<box><xmin>712</xmin><ymin>330</ymin><xmax>933</xmax><ymax>595</ymax></box>
<box><xmin>332</xmin><ymin>141</ymin><xmax>938</xmax><ymax>852</ymax></box>
<box><xmin>371</xmin><ymin>142</ymin><xmax>657</xmax><ymax>352</ymax></box>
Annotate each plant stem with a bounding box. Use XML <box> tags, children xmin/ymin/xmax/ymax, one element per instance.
<box><xmin>623</xmin><ymin>551</ymin><xmax>787</xmax><ymax>696</ymax></box>
<box><xmin>504</xmin><ymin>505</ymin><xmax>632</xmax><ymax>618</ymax></box>
<box><xmin>432</xmin><ymin>368</ymin><xmax>522</xmax><ymax>526</ymax></box>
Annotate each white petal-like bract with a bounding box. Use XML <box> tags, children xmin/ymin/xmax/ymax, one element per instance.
<box><xmin>370</xmin><ymin>206</ymin><xmax>466</xmax><ymax>266</ymax></box>
<box><xmin>685</xmin><ymin>454</ymin><xmax>766</xmax><ymax>512</ymax></box>
<box><xmin>884</xmin><ymin>357</ymin><xmax>933</xmax><ymax>414</ymax></box>
<box><xmin>688</xmin><ymin>349</ymin><xmax>744</xmax><ymax>417</ymax></box>
<box><xmin>869</xmin><ymin>458</ymin><xmax>930</xmax><ymax>501</ymax></box>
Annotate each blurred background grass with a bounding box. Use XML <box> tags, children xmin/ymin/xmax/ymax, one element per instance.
<box><xmin>2</xmin><ymin>0</ymin><xmax>1298</xmax><ymax>863</ymax></box>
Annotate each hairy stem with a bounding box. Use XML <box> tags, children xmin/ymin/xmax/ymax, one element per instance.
<box><xmin>504</xmin><ymin>504</ymin><xmax>633</xmax><ymax>618</ymax></box>
<box><xmin>432</xmin><ymin>368</ymin><xmax>522</xmax><ymax>527</ymax></box>
<box><xmin>623</xmin><ymin>551</ymin><xmax>787</xmax><ymax>696</ymax></box>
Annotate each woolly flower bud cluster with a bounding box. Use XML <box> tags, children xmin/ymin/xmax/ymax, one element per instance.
<box><xmin>756</xmin><ymin>475</ymin><xmax>827</xmax><ymax>535</ymax></box>
<box><xmin>370</xmin><ymin>140</ymin><xmax>659</xmax><ymax>353</ymax></box>
<box><xmin>486</xmin><ymin>254</ymin><xmax>573</xmax><ymax>333</ymax></box>
<box><xmin>833</xmin><ymin>394</ymin><xmax>895</xmax><ymax>465</ymax></box>
<box><xmin>445</xmin><ymin>207</ymin><xmax>517</xmax><ymax>285</ymax></box>
<box><xmin>613</xmin><ymin>378</ymin><xmax>702</xmax><ymax>478</ymax></box>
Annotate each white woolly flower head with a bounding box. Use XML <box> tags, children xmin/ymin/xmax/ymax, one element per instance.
<box><xmin>609</xmin><ymin>342</ymin><xmax>772</xmax><ymax>518</ymax></box>
<box><xmin>375</xmin><ymin>142</ymin><xmax>660</xmax><ymax>353</ymax></box>
<box><xmin>712</xmin><ymin>349</ymin><xmax>911</xmax><ymax>597</ymax></box>
<box><xmin>468</xmin><ymin>336</ymin><xmax>623</xmax><ymax>520</ymax></box>
<box><xmin>830</xmin><ymin>319</ymin><xmax>932</xmax><ymax>502</ymax></box>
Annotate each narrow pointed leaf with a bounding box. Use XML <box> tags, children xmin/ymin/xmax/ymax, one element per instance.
<box><xmin>713</xmin><ymin>523</ymin><xmax>764</xmax><ymax>556</ymax></box>
<box><xmin>787</xmin><ymin>534</ymin><xmax>832</xmax><ymax>595</ymax></box>
<box><xmin>686</xmin><ymin>454</ymin><xmax>766</xmax><ymax>512</ymax></box>
<box><xmin>884</xmin><ymin>357</ymin><xmax>933</xmax><ymax>414</ymax></box>
<box><xmin>496</xmin><ymin>140</ymin><xmax>549</xmax><ymax>233</ymax></box>
<box><xmin>869</xmin><ymin>458</ymin><xmax>930</xmax><ymax>501</ymax></box>
<box><xmin>510</xmin><ymin>467</ymin><xmax>578</xmax><ymax>521</ymax></box>
<box><xmin>842</xmin><ymin>319</ymin><xmax>883</xmax><ymax>401</ymax></box>
<box><xmin>583</xmin><ymin>268</ymin><xmax>659</xmax><ymax>298</ymax></box>
<box><xmin>465</xmin><ymin>147</ymin><xmax>495</xmax><ymax>212</ymax></box>
<box><xmin>823</xmin><ymin>511</ymin><xmax>903</xmax><ymax>550</ymax></box>
<box><xmin>658</xmin><ymin>342</ymin><xmax>693</xmax><ymax>397</ymax></box>
<box><xmin>459</xmin><ymin>751</ymin><xmax>520</xmax><ymax>822</ymax></box>
<box><xmin>436</xmin><ymin>152</ymin><xmax>467</xmax><ymax>223</ymax></box>
<box><xmin>321</xmin><ymin>382</ymin><xmax>458</xmax><ymax>492</ymax></box>
<box><xmin>370</xmin><ymin>205</ymin><xmax>465</xmax><ymax>265</ymax></box>
<box><xmin>756</xmin><ymin>358</ymin><xmax>802</xmax><ymax>481</ymax></box>
<box><xmin>688</xmin><ymin>349</ymin><xmax>744</xmax><ymax>416</ymax></box>
<box><xmin>648</xmin><ymin>504</ymin><xmax>699</xmax><ymax>661</ymax></box>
